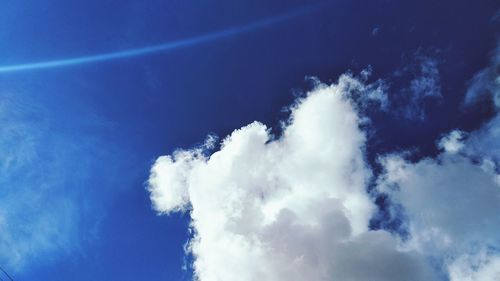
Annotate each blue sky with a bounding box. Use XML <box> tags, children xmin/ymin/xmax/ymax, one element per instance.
<box><xmin>0</xmin><ymin>0</ymin><xmax>499</xmax><ymax>280</ymax></box>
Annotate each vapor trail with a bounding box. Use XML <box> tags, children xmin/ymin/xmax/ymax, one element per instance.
<box><xmin>0</xmin><ymin>266</ymin><xmax>13</xmax><ymax>281</ymax></box>
<box><xmin>0</xmin><ymin>4</ymin><xmax>321</xmax><ymax>73</ymax></box>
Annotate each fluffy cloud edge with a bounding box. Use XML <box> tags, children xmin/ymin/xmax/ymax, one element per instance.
<box><xmin>148</xmin><ymin>74</ymin><xmax>441</xmax><ymax>281</ymax></box>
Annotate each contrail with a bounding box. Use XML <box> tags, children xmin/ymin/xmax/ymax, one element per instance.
<box><xmin>0</xmin><ymin>266</ymin><xmax>13</xmax><ymax>281</ymax></box>
<box><xmin>0</xmin><ymin>4</ymin><xmax>322</xmax><ymax>73</ymax></box>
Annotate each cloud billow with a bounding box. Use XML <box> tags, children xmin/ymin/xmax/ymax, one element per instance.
<box><xmin>377</xmin><ymin>47</ymin><xmax>500</xmax><ymax>281</ymax></box>
<box><xmin>148</xmin><ymin>46</ymin><xmax>500</xmax><ymax>281</ymax></box>
<box><xmin>148</xmin><ymin>75</ymin><xmax>438</xmax><ymax>281</ymax></box>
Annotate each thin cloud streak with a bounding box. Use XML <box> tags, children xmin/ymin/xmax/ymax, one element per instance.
<box><xmin>0</xmin><ymin>4</ymin><xmax>322</xmax><ymax>73</ymax></box>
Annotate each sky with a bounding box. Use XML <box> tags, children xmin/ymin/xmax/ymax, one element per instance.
<box><xmin>0</xmin><ymin>0</ymin><xmax>499</xmax><ymax>280</ymax></box>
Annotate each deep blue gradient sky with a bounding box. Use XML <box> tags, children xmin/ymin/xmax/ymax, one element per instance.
<box><xmin>0</xmin><ymin>0</ymin><xmax>498</xmax><ymax>280</ymax></box>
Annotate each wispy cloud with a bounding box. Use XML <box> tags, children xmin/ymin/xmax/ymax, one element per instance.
<box><xmin>393</xmin><ymin>52</ymin><xmax>442</xmax><ymax>120</ymax></box>
<box><xmin>0</xmin><ymin>3</ymin><xmax>323</xmax><ymax>74</ymax></box>
<box><xmin>0</xmin><ymin>91</ymin><xmax>120</xmax><ymax>272</ymax></box>
<box><xmin>464</xmin><ymin>44</ymin><xmax>500</xmax><ymax>110</ymax></box>
<box><xmin>0</xmin><ymin>93</ymin><xmax>86</xmax><ymax>270</ymax></box>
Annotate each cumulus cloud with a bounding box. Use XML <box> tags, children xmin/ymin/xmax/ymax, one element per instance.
<box><xmin>437</xmin><ymin>130</ymin><xmax>466</xmax><ymax>154</ymax></box>
<box><xmin>465</xmin><ymin>115</ymin><xmax>500</xmax><ymax>163</ymax></box>
<box><xmin>377</xmin><ymin>45</ymin><xmax>500</xmax><ymax>281</ymax></box>
<box><xmin>148</xmin><ymin>75</ymin><xmax>437</xmax><ymax>281</ymax></box>
<box><xmin>461</xmin><ymin>46</ymin><xmax>500</xmax><ymax>163</ymax></box>
<box><xmin>378</xmin><ymin>152</ymin><xmax>500</xmax><ymax>253</ymax></box>
<box><xmin>448</xmin><ymin>252</ymin><xmax>500</xmax><ymax>281</ymax></box>
<box><xmin>148</xmin><ymin>45</ymin><xmax>499</xmax><ymax>280</ymax></box>
<box><xmin>377</xmin><ymin>135</ymin><xmax>500</xmax><ymax>281</ymax></box>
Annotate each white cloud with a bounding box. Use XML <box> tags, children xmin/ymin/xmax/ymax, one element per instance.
<box><xmin>149</xmin><ymin>45</ymin><xmax>499</xmax><ymax>281</ymax></box>
<box><xmin>377</xmin><ymin>142</ymin><xmax>500</xmax><ymax>280</ymax></box>
<box><xmin>463</xmin><ymin>45</ymin><xmax>500</xmax><ymax>109</ymax></box>
<box><xmin>378</xmin><ymin>153</ymin><xmax>500</xmax><ymax>254</ymax></box>
<box><xmin>462</xmin><ymin>46</ymin><xmax>500</xmax><ymax>166</ymax></box>
<box><xmin>148</xmin><ymin>76</ymin><xmax>436</xmax><ymax>281</ymax></box>
<box><xmin>437</xmin><ymin>130</ymin><xmax>465</xmax><ymax>153</ymax></box>
<box><xmin>378</xmin><ymin>46</ymin><xmax>500</xmax><ymax>280</ymax></box>
<box><xmin>448</xmin><ymin>251</ymin><xmax>500</xmax><ymax>281</ymax></box>
<box><xmin>465</xmin><ymin>115</ymin><xmax>500</xmax><ymax>162</ymax></box>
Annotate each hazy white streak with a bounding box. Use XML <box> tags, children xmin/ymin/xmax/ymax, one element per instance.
<box><xmin>0</xmin><ymin>4</ymin><xmax>320</xmax><ymax>73</ymax></box>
